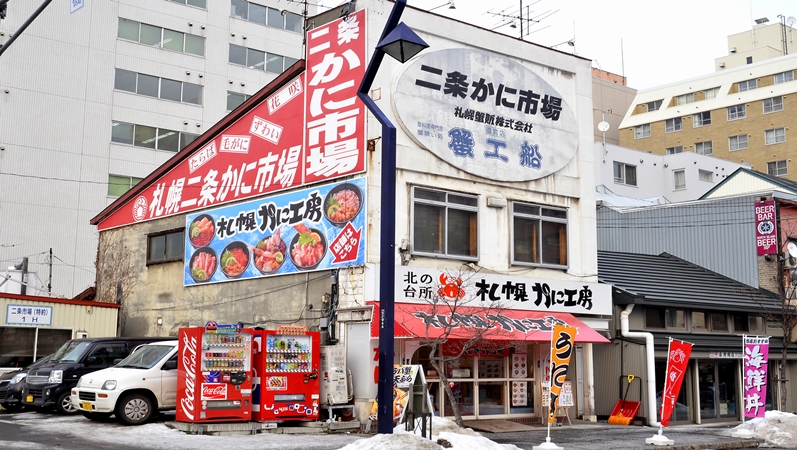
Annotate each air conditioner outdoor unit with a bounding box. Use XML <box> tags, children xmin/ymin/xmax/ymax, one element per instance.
<box><xmin>784</xmin><ymin>252</ymin><xmax>797</xmax><ymax>269</ymax></box>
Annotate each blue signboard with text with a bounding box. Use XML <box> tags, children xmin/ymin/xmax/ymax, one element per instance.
<box><xmin>184</xmin><ymin>177</ymin><xmax>366</xmax><ymax>286</ymax></box>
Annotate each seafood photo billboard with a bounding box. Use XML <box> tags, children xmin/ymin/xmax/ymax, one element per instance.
<box><xmin>184</xmin><ymin>177</ymin><xmax>366</xmax><ymax>286</ymax></box>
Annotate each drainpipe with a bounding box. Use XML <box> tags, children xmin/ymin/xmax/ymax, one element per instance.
<box><xmin>620</xmin><ymin>304</ymin><xmax>660</xmax><ymax>426</ymax></box>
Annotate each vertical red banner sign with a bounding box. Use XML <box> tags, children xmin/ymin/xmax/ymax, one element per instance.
<box><xmin>547</xmin><ymin>324</ymin><xmax>576</xmax><ymax>424</ymax></box>
<box><xmin>755</xmin><ymin>200</ymin><xmax>777</xmax><ymax>255</ymax></box>
<box><xmin>304</xmin><ymin>9</ymin><xmax>367</xmax><ymax>184</ymax></box>
<box><xmin>743</xmin><ymin>336</ymin><xmax>769</xmax><ymax>418</ymax></box>
<box><xmin>660</xmin><ymin>339</ymin><xmax>692</xmax><ymax>427</ymax></box>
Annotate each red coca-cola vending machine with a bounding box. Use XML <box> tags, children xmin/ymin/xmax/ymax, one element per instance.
<box><xmin>177</xmin><ymin>321</ymin><xmax>253</xmax><ymax>423</ymax></box>
<box><xmin>251</xmin><ymin>326</ymin><xmax>320</xmax><ymax>421</ymax></box>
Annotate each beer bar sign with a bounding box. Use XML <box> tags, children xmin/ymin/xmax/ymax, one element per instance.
<box><xmin>756</xmin><ymin>200</ymin><xmax>777</xmax><ymax>256</ymax></box>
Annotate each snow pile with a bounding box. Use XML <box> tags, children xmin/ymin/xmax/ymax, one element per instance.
<box><xmin>336</xmin><ymin>417</ymin><xmax>521</xmax><ymax>450</ymax></box>
<box><xmin>732</xmin><ymin>410</ymin><xmax>797</xmax><ymax>448</ymax></box>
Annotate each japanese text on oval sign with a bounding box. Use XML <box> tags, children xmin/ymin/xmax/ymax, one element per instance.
<box><xmin>304</xmin><ymin>9</ymin><xmax>366</xmax><ymax>183</ymax></box>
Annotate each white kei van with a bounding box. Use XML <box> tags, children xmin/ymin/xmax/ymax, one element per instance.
<box><xmin>70</xmin><ymin>340</ymin><xmax>178</xmax><ymax>425</ymax></box>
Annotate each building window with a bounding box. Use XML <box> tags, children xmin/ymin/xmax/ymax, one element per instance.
<box><xmin>774</xmin><ymin>71</ymin><xmax>794</xmax><ymax>84</ymax></box>
<box><xmin>114</xmin><ymin>69</ymin><xmax>203</xmax><ymax>105</ymax></box>
<box><xmin>675</xmin><ymin>93</ymin><xmax>694</xmax><ymax>105</ymax></box>
<box><xmin>763</xmin><ymin>96</ymin><xmax>784</xmax><ymax>114</ymax></box>
<box><xmin>693</xmin><ymin>311</ymin><xmax>729</xmax><ymax>331</ymax></box>
<box><xmin>746</xmin><ymin>56</ymin><xmax>753</xmax><ymax>64</ymax></box>
<box><xmin>666</xmin><ymin>309</ymin><xmax>686</xmax><ymax>328</ymax></box>
<box><xmin>646</xmin><ymin>100</ymin><xmax>662</xmax><ymax>112</ymax></box>
<box><xmin>613</xmin><ymin>162</ymin><xmax>637</xmax><ymax>186</ymax></box>
<box><xmin>738</xmin><ymin>79</ymin><xmax>757</xmax><ymax>92</ymax></box>
<box><xmin>673</xmin><ymin>169</ymin><xmax>686</xmax><ymax>190</ymax></box>
<box><xmin>112</xmin><ymin>121</ymin><xmax>197</xmax><ymax>152</ymax></box>
<box><xmin>732</xmin><ymin>313</ymin><xmax>765</xmax><ymax>333</ymax></box>
<box><xmin>692</xmin><ymin>311</ymin><xmax>707</xmax><ymax>330</ymax></box>
<box><xmin>711</xmin><ymin>312</ymin><xmax>728</xmax><ymax>331</ymax></box>
<box><xmin>645</xmin><ymin>307</ymin><xmax>670</xmax><ymax>328</ymax></box>
<box><xmin>227</xmin><ymin>91</ymin><xmax>251</xmax><ymax>111</ymax></box>
<box><xmin>167</xmin><ymin>0</ymin><xmax>206</xmax><ymax>7</ymax></box>
<box><xmin>117</xmin><ymin>18</ymin><xmax>205</xmax><ymax>56</ymax></box>
<box><xmin>693</xmin><ymin>111</ymin><xmax>711</xmax><ymax>127</ymax></box>
<box><xmin>665</xmin><ymin>117</ymin><xmax>682</xmax><ymax>133</ymax></box>
<box><xmin>699</xmin><ymin>169</ymin><xmax>713</xmax><ymax>182</ymax></box>
<box><xmin>108</xmin><ymin>174</ymin><xmax>143</xmax><ymax>197</ymax></box>
<box><xmin>727</xmin><ymin>104</ymin><xmax>746</xmax><ymax>120</ymax></box>
<box><xmin>704</xmin><ymin>87</ymin><xmax>720</xmax><ymax>99</ymax></box>
<box><xmin>768</xmin><ymin>160</ymin><xmax>788</xmax><ymax>176</ymax></box>
<box><xmin>147</xmin><ymin>230</ymin><xmax>184</xmax><ymax>264</ymax></box>
<box><xmin>695</xmin><ymin>141</ymin><xmax>713</xmax><ymax>155</ymax></box>
<box><xmin>729</xmin><ymin>134</ymin><xmax>748</xmax><ymax>151</ymax></box>
<box><xmin>512</xmin><ymin>202</ymin><xmax>568</xmax><ymax>268</ymax></box>
<box><xmin>230</xmin><ymin>0</ymin><xmax>303</xmax><ymax>33</ymax></box>
<box><xmin>666</xmin><ymin>146</ymin><xmax>683</xmax><ymax>155</ymax></box>
<box><xmin>229</xmin><ymin>44</ymin><xmax>298</xmax><ymax>74</ymax></box>
<box><xmin>412</xmin><ymin>187</ymin><xmax>478</xmax><ymax>260</ymax></box>
<box><xmin>765</xmin><ymin>128</ymin><xmax>786</xmax><ymax>145</ymax></box>
<box><xmin>634</xmin><ymin>124</ymin><xmax>650</xmax><ymax>139</ymax></box>
<box><xmin>0</xmin><ymin>327</ymin><xmax>72</xmax><ymax>368</ymax></box>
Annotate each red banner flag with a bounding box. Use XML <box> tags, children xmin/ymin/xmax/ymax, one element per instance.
<box><xmin>660</xmin><ymin>339</ymin><xmax>692</xmax><ymax>427</ymax></box>
<box><xmin>547</xmin><ymin>324</ymin><xmax>576</xmax><ymax>424</ymax></box>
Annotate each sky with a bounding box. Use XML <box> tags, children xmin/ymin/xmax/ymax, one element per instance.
<box><xmin>316</xmin><ymin>0</ymin><xmax>797</xmax><ymax>90</ymax></box>
<box><xmin>3</xmin><ymin>410</ymin><xmax>797</xmax><ymax>449</ymax></box>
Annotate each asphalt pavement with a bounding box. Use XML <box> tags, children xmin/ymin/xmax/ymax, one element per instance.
<box><xmin>481</xmin><ymin>420</ymin><xmax>769</xmax><ymax>450</ymax></box>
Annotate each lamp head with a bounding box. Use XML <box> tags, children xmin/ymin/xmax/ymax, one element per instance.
<box><xmin>376</xmin><ymin>22</ymin><xmax>429</xmax><ymax>63</ymax></box>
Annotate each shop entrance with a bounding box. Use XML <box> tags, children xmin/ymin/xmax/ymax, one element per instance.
<box><xmin>697</xmin><ymin>360</ymin><xmax>738</xmax><ymax>421</ymax></box>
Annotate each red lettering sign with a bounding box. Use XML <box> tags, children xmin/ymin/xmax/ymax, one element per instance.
<box><xmin>201</xmin><ymin>383</ymin><xmax>228</xmax><ymax>400</ymax></box>
<box><xmin>180</xmin><ymin>333</ymin><xmax>198</xmax><ymax>420</ymax></box>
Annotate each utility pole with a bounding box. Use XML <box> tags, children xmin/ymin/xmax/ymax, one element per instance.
<box><xmin>20</xmin><ymin>256</ymin><xmax>28</xmax><ymax>296</ymax></box>
<box><xmin>48</xmin><ymin>247</ymin><xmax>52</xmax><ymax>293</ymax></box>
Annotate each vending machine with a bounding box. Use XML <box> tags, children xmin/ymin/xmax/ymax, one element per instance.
<box><xmin>176</xmin><ymin>321</ymin><xmax>253</xmax><ymax>423</ymax></box>
<box><xmin>251</xmin><ymin>326</ymin><xmax>320</xmax><ymax>421</ymax></box>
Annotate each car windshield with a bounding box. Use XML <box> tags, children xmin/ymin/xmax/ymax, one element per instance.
<box><xmin>115</xmin><ymin>345</ymin><xmax>174</xmax><ymax>369</ymax></box>
<box><xmin>50</xmin><ymin>341</ymin><xmax>92</xmax><ymax>363</ymax></box>
<box><xmin>27</xmin><ymin>353</ymin><xmax>54</xmax><ymax>369</ymax></box>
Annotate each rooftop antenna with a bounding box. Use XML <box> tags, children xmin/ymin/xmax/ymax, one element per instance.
<box><xmin>485</xmin><ymin>1</ymin><xmax>557</xmax><ymax>40</ymax></box>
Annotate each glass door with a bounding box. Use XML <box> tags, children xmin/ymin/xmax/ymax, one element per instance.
<box><xmin>698</xmin><ymin>360</ymin><xmax>738</xmax><ymax>420</ymax></box>
<box><xmin>698</xmin><ymin>362</ymin><xmax>716</xmax><ymax>420</ymax></box>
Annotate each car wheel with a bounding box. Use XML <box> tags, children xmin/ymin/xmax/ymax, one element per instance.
<box><xmin>81</xmin><ymin>411</ymin><xmax>113</xmax><ymax>421</ymax></box>
<box><xmin>56</xmin><ymin>391</ymin><xmax>79</xmax><ymax>415</ymax></box>
<box><xmin>116</xmin><ymin>394</ymin><xmax>153</xmax><ymax>426</ymax></box>
<box><xmin>1</xmin><ymin>403</ymin><xmax>23</xmax><ymax>413</ymax></box>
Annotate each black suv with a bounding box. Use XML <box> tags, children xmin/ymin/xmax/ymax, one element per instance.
<box><xmin>22</xmin><ymin>337</ymin><xmax>164</xmax><ymax>414</ymax></box>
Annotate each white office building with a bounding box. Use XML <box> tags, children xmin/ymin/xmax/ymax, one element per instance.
<box><xmin>0</xmin><ymin>0</ymin><xmax>312</xmax><ymax>297</ymax></box>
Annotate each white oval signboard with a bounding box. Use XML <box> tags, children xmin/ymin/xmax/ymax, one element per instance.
<box><xmin>393</xmin><ymin>48</ymin><xmax>578</xmax><ymax>181</ymax></box>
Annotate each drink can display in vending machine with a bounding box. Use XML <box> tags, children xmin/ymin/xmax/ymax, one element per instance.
<box><xmin>251</xmin><ymin>326</ymin><xmax>320</xmax><ymax>421</ymax></box>
<box><xmin>176</xmin><ymin>321</ymin><xmax>254</xmax><ymax>423</ymax></box>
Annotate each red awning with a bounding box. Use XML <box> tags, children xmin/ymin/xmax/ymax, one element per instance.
<box><xmin>368</xmin><ymin>301</ymin><xmax>608</xmax><ymax>343</ymax></box>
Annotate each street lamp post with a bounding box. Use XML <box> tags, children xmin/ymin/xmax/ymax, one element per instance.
<box><xmin>357</xmin><ymin>0</ymin><xmax>428</xmax><ymax>434</ymax></box>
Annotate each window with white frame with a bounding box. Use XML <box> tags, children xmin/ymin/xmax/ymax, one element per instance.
<box><xmin>704</xmin><ymin>87</ymin><xmax>720</xmax><ymax>99</ymax></box>
<box><xmin>695</xmin><ymin>141</ymin><xmax>713</xmax><ymax>155</ymax></box>
<box><xmin>229</xmin><ymin>44</ymin><xmax>298</xmax><ymax>73</ymax></box>
<box><xmin>167</xmin><ymin>0</ymin><xmax>206</xmax><ymax>7</ymax></box>
<box><xmin>768</xmin><ymin>160</ymin><xmax>788</xmax><ymax>176</ymax></box>
<box><xmin>665</xmin><ymin>117</ymin><xmax>682</xmax><ymax>133</ymax></box>
<box><xmin>729</xmin><ymin>134</ymin><xmax>748</xmax><ymax>151</ymax></box>
<box><xmin>412</xmin><ymin>187</ymin><xmax>478</xmax><ymax>260</ymax></box>
<box><xmin>111</xmin><ymin>121</ymin><xmax>198</xmax><ymax>152</ymax></box>
<box><xmin>666</xmin><ymin>146</ymin><xmax>684</xmax><ymax>154</ymax></box>
<box><xmin>230</xmin><ymin>0</ymin><xmax>303</xmax><ymax>33</ymax></box>
<box><xmin>634</xmin><ymin>124</ymin><xmax>650</xmax><ymax>139</ymax></box>
<box><xmin>613</xmin><ymin>162</ymin><xmax>637</xmax><ymax>186</ymax></box>
<box><xmin>699</xmin><ymin>169</ymin><xmax>713</xmax><ymax>182</ymax></box>
<box><xmin>117</xmin><ymin>18</ymin><xmax>205</xmax><ymax>56</ymax></box>
<box><xmin>765</xmin><ymin>128</ymin><xmax>786</xmax><ymax>145</ymax></box>
<box><xmin>675</xmin><ymin>93</ymin><xmax>694</xmax><ymax>105</ymax></box>
<box><xmin>646</xmin><ymin>100</ymin><xmax>662</xmax><ymax>112</ymax></box>
<box><xmin>108</xmin><ymin>174</ymin><xmax>143</xmax><ymax>197</ymax></box>
<box><xmin>114</xmin><ymin>69</ymin><xmax>203</xmax><ymax>105</ymax></box>
<box><xmin>763</xmin><ymin>96</ymin><xmax>784</xmax><ymax>113</ymax></box>
<box><xmin>673</xmin><ymin>169</ymin><xmax>686</xmax><ymax>189</ymax></box>
<box><xmin>511</xmin><ymin>202</ymin><xmax>568</xmax><ymax>268</ymax></box>
<box><xmin>227</xmin><ymin>91</ymin><xmax>252</xmax><ymax>111</ymax></box>
<box><xmin>774</xmin><ymin>71</ymin><xmax>794</xmax><ymax>84</ymax></box>
<box><xmin>727</xmin><ymin>104</ymin><xmax>746</xmax><ymax>120</ymax></box>
<box><xmin>738</xmin><ymin>79</ymin><xmax>757</xmax><ymax>91</ymax></box>
<box><xmin>693</xmin><ymin>111</ymin><xmax>711</xmax><ymax>127</ymax></box>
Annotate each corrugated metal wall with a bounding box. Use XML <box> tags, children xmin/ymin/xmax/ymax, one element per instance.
<box><xmin>1</xmin><ymin>297</ymin><xmax>118</xmax><ymax>338</ymax></box>
<box><xmin>597</xmin><ymin>196</ymin><xmax>758</xmax><ymax>287</ymax></box>
<box><xmin>594</xmin><ymin>340</ymin><xmax>647</xmax><ymax>419</ymax></box>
